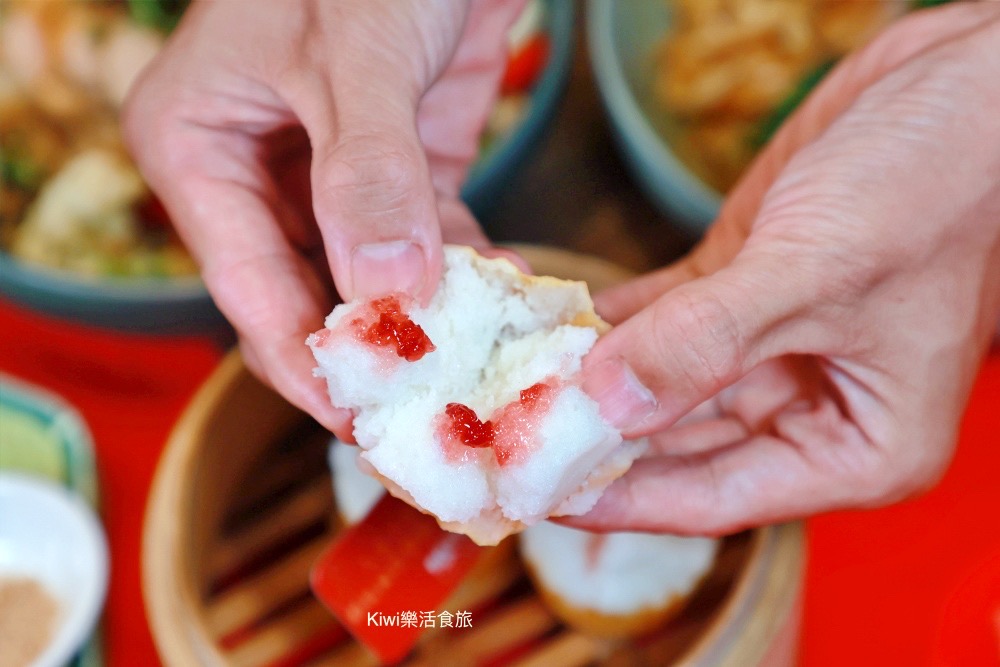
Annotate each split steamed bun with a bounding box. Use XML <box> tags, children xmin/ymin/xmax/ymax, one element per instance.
<box><xmin>309</xmin><ymin>246</ymin><xmax>645</xmax><ymax>545</ymax></box>
<box><xmin>520</xmin><ymin>522</ymin><xmax>718</xmax><ymax>638</ymax></box>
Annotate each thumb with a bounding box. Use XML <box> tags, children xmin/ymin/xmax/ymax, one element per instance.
<box><xmin>283</xmin><ymin>6</ymin><xmax>464</xmax><ymax>305</ymax></box>
<box><xmin>305</xmin><ymin>97</ymin><xmax>444</xmax><ymax>304</ymax></box>
<box><xmin>582</xmin><ymin>255</ymin><xmax>820</xmax><ymax>437</ymax></box>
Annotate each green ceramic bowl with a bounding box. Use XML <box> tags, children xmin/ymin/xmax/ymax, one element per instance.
<box><xmin>587</xmin><ymin>0</ymin><xmax>722</xmax><ymax>234</ymax></box>
<box><xmin>462</xmin><ymin>0</ymin><xmax>575</xmax><ymax>221</ymax></box>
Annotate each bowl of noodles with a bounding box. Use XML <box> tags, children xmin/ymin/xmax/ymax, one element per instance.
<box><xmin>0</xmin><ymin>0</ymin><xmax>571</xmax><ymax>333</ymax></box>
<box><xmin>587</xmin><ymin>0</ymin><xmax>916</xmax><ymax>233</ymax></box>
<box><xmin>0</xmin><ymin>0</ymin><xmax>223</xmax><ymax>333</ymax></box>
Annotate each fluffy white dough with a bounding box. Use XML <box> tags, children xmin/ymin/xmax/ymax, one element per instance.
<box><xmin>520</xmin><ymin>521</ymin><xmax>718</xmax><ymax>615</ymax></box>
<box><xmin>309</xmin><ymin>246</ymin><xmax>645</xmax><ymax>545</ymax></box>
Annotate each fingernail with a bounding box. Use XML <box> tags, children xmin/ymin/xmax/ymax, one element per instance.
<box><xmin>582</xmin><ymin>357</ymin><xmax>658</xmax><ymax>433</ymax></box>
<box><xmin>351</xmin><ymin>241</ymin><xmax>425</xmax><ymax>299</ymax></box>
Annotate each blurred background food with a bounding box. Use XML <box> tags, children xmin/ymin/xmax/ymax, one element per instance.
<box><xmin>0</xmin><ymin>0</ymin><xmax>192</xmax><ymax>279</ymax></box>
<box><xmin>480</xmin><ymin>0</ymin><xmax>552</xmax><ymax>155</ymax></box>
<box><xmin>0</xmin><ymin>0</ymin><xmax>566</xmax><ymax>280</ymax></box>
<box><xmin>0</xmin><ymin>0</ymin><xmax>955</xmax><ymax>280</ymax></box>
<box><xmin>460</xmin><ymin>0</ymin><xmax>576</xmax><ymax>220</ymax></box>
<box><xmin>654</xmin><ymin>0</ymin><xmax>903</xmax><ymax>192</ymax></box>
<box><xmin>0</xmin><ymin>0</ymin><xmax>572</xmax><ymax>334</ymax></box>
<box><xmin>586</xmin><ymin>0</ymin><xmax>952</xmax><ymax>232</ymax></box>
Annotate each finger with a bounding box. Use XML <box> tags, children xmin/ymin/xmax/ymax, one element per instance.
<box><xmin>566</xmin><ymin>396</ymin><xmax>884</xmax><ymax>535</ymax></box>
<box><xmin>417</xmin><ymin>0</ymin><xmax>529</xmax><ymax>195</ymax></box>
<box><xmin>128</xmin><ymin>121</ymin><xmax>350</xmax><ymax>436</ymax></box>
<box><xmin>582</xmin><ymin>249</ymin><xmax>842</xmax><ymax>438</ymax></box>
<box><xmin>437</xmin><ymin>196</ymin><xmax>492</xmax><ymax>250</ymax></box>
<box><xmin>482</xmin><ymin>247</ymin><xmax>533</xmax><ymax>274</ymax></box>
<box><xmin>672</xmin><ymin>396</ymin><xmax>724</xmax><ymax>427</ymax></box>
<box><xmin>238</xmin><ymin>334</ymin><xmax>354</xmax><ymax>443</ymax></box>
<box><xmin>264</xmin><ymin>125</ymin><xmax>320</xmax><ymax>252</ymax></box>
<box><xmin>642</xmin><ymin>417</ymin><xmax>750</xmax><ymax>458</ymax></box>
<box><xmin>239</xmin><ymin>337</ymin><xmax>264</xmax><ymax>379</ymax></box>
<box><xmin>724</xmin><ymin>1</ymin><xmax>1000</xmax><ymax>227</ymax></box>
<box><xmin>197</xmin><ymin>182</ymin><xmax>352</xmax><ymax>438</ymax></box>
<box><xmin>596</xmin><ymin>7</ymin><xmax>1000</xmax><ymax>329</ymax></box>
<box><xmin>584</xmin><ymin>6</ymin><xmax>1000</xmax><ymax>438</ymax></box>
<box><xmin>593</xmin><ymin>258</ymin><xmax>698</xmax><ymax>325</ymax></box>
<box><xmin>287</xmin><ymin>0</ymin><xmax>529</xmax><ymax>305</ymax></box>
<box><xmin>592</xmin><ymin>204</ymin><xmax>762</xmax><ymax>325</ymax></box>
<box><xmin>434</xmin><ymin>194</ymin><xmax>533</xmax><ymax>272</ymax></box>
<box><xmin>190</xmin><ymin>178</ymin><xmax>351</xmax><ymax>437</ymax></box>
<box><xmin>433</xmin><ymin>193</ymin><xmax>531</xmax><ymax>273</ymax></box>
<box><xmin>283</xmin><ymin>20</ymin><xmax>453</xmax><ymax>304</ymax></box>
<box><xmin>642</xmin><ymin>357</ymin><xmax>824</xmax><ymax>457</ymax></box>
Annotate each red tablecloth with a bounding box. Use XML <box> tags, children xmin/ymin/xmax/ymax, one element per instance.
<box><xmin>1</xmin><ymin>299</ymin><xmax>997</xmax><ymax>666</ymax></box>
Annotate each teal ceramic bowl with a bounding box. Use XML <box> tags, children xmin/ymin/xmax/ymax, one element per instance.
<box><xmin>0</xmin><ymin>258</ymin><xmax>225</xmax><ymax>334</ymax></box>
<box><xmin>462</xmin><ymin>0</ymin><xmax>575</xmax><ymax>221</ymax></box>
<box><xmin>587</xmin><ymin>0</ymin><xmax>723</xmax><ymax>234</ymax></box>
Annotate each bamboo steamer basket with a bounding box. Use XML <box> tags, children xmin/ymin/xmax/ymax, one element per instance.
<box><xmin>144</xmin><ymin>246</ymin><xmax>805</xmax><ymax>667</ymax></box>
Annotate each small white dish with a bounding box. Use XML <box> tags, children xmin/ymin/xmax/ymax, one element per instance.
<box><xmin>0</xmin><ymin>472</ymin><xmax>109</xmax><ymax>667</ymax></box>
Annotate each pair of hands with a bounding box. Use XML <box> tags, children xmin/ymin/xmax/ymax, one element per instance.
<box><xmin>126</xmin><ymin>0</ymin><xmax>1000</xmax><ymax>535</ymax></box>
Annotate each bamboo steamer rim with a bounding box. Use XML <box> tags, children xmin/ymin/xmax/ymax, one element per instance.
<box><xmin>144</xmin><ymin>350</ymin><xmax>245</xmax><ymax>667</ymax></box>
<box><xmin>143</xmin><ymin>245</ymin><xmax>804</xmax><ymax>667</ymax></box>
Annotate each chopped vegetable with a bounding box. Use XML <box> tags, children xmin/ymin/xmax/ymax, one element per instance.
<box><xmin>136</xmin><ymin>195</ymin><xmax>172</xmax><ymax>231</ymax></box>
<box><xmin>127</xmin><ymin>0</ymin><xmax>190</xmax><ymax>33</ymax></box>
<box><xmin>501</xmin><ymin>34</ymin><xmax>550</xmax><ymax>95</ymax></box>
<box><xmin>751</xmin><ymin>60</ymin><xmax>835</xmax><ymax>150</ymax></box>
<box><xmin>1</xmin><ymin>153</ymin><xmax>45</xmax><ymax>192</ymax></box>
<box><xmin>2</xmin><ymin>1</ymin><xmax>195</xmax><ymax>279</ymax></box>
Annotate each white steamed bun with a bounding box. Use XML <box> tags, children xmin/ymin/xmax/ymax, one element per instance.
<box><xmin>520</xmin><ymin>521</ymin><xmax>718</xmax><ymax>637</ymax></box>
<box><xmin>308</xmin><ymin>246</ymin><xmax>645</xmax><ymax>545</ymax></box>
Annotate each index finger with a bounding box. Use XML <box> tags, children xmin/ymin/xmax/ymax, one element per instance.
<box><xmin>129</xmin><ymin>122</ymin><xmax>352</xmax><ymax>437</ymax></box>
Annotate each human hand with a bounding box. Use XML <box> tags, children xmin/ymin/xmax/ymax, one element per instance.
<box><xmin>123</xmin><ymin>0</ymin><xmax>525</xmax><ymax>437</ymax></box>
<box><xmin>575</xmin><ymin>3</ymin><xmax>1000</xmax><ymax>535</ymax></box>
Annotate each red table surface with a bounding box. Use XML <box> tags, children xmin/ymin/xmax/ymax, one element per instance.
<box><xmin>1</xmin><ymin>298</ymin><xmax>997</xmax><ymax>667</ymax></box>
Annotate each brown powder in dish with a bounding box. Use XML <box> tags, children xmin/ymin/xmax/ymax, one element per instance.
<box><xmin>0</xmin><ymin>577</ymin><xmax>60</xmax><ymax>667</ymax></box>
